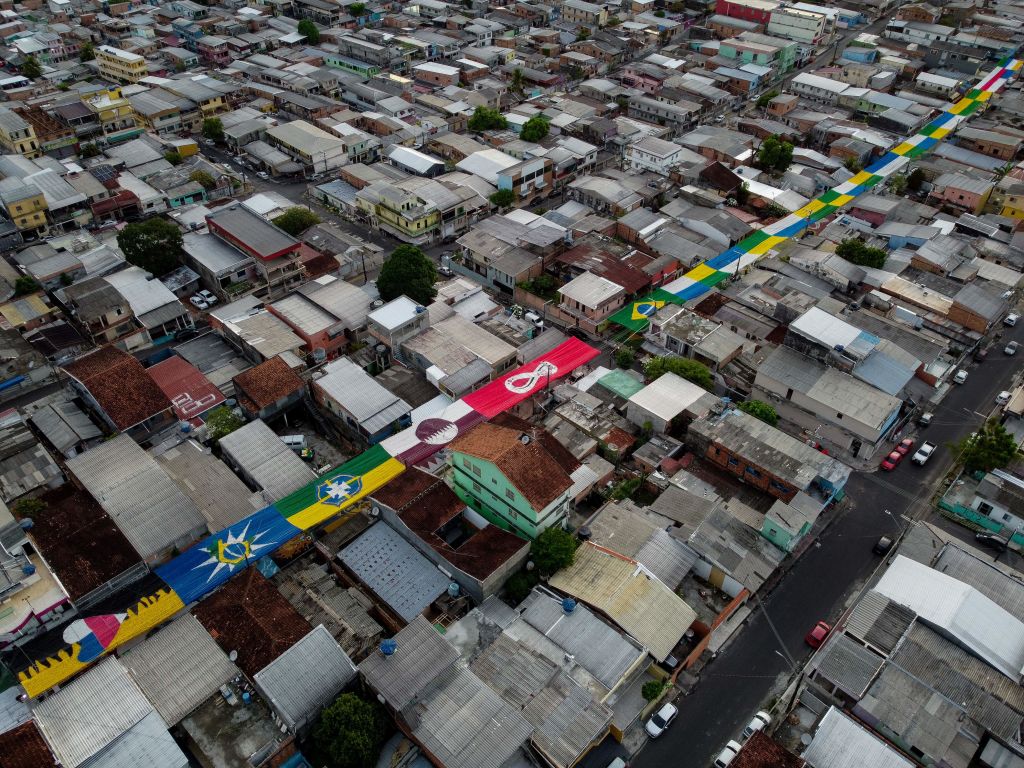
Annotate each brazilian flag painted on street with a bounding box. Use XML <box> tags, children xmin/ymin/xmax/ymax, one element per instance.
<box><xmin>608</xmin><ymin>288</ymin><xmax>683</xmax><ymax>332</ymax></box>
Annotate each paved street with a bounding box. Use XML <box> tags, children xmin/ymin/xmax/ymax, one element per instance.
<box><xmin>635</xmin><ymin>320</ymin><xmax>1024</xmax><ymax>768</ymax></box>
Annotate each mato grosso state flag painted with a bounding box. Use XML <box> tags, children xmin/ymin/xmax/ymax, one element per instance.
<box><xmin>608</xmin><ymin>289</ymin><xmax>684</xmax><ymax>332</ymax></box>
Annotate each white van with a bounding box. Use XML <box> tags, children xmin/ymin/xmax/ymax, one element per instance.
<box><xmin>280</xmin><ymin>434</ymin><xmax>307</xmax><ymax>452</ymax></box>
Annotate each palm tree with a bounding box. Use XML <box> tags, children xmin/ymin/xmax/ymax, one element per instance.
<box><xmin>511</xmin><ymin>67</ymin><xmax>524</xmax><ymax>95</ymax></box>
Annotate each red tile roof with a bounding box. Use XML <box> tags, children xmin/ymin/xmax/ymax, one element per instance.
<box><xmin>450</xmin><ymin>415</ymin><xmax>579</xmax><ymax>513</ymax></box>
<box><xmin>62</xmin><ymin>347</ymin><xmax>172</xmax><ymax>431</ymax></box>
<box><xmin>732</xmin><ymin>731</ymin><xmax>805</xmax><ymax>768</ymax></box>
<box><xmin>147</xmin><ymin>355</ymin><xmax>225</xmax><ymax>424</ymax></box>
<box><xmin>27</xmin><ymin>485</ymin><xmax>141</xmax><ymax>602</ymax></box>
<box><xmin>0</xmin><ymin>721</ymin><xmax>57</xmax><ymax>768</ymax></box>
<box><xmin>556</xmin><ymin>242</ymin><xmax>652</xmax><ymax>294</ymax></box>
<box><xmin>193</xmin><ymin>568</ymin><xmax>311</xmax><ymax>677</ymax></box>
<box><xmin>372</xmin><ymin>468</ymin><xmax>528</xmax><ymax>580</ymax></box>
<box><xmin>232</xmin><ymin>355</ymin><xmax>304</xmax><ymax>412</ymax></box>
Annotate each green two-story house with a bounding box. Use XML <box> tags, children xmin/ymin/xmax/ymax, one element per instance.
<box><xmin>448</xmin><ymin>414</ymin><xmax>579</xmax><ymax>540</ymax></box>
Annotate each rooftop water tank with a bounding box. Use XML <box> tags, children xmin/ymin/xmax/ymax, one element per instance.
<box><xmin>562</xmin><ymin>598</ymin><xmax>576</xmax><ymax>615</ymax></box>
<box><xmin>380</xmin><ymin>638</ymin><xmax>398</xmax><ymax>657</ymax></box>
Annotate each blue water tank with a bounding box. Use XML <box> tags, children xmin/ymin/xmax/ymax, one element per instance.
<box><xmin>380</xmin><ymin>638</ymin><xmax>398</xmax><ymax>656</ymax></box>
<box><xmin>22</xmin><ymin>564</ymin><xmax>36</xmax><ymax>576</ymax></box>
<box><xmin>562</xmin><ymin>598</ymin><xmax>576</xmax><ymax>615</ymax></box>
<box><xmin>447</xmin><ymin>582</ymin><xmax>460</xmax><ymax>598</ymax></box>
<box><xmin>242</xmin><ymin>691</ymin><xmax>251</xmax><ymax>705</ymax></box>
<box><xmin>18</xmin><ymin>518</ymin><xmax>33</xmax><ymax>530</ymax></box>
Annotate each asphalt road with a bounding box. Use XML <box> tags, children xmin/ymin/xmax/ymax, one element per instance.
<box><xmin>635</xmin><ymin>321</ymin><xmax>1024</xmax><ymax>768</ymax></box>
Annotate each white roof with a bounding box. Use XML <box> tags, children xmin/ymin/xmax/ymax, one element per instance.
<box><xmin>803</xmin><ymin>707</ymin><xmax>914</xmax><ymax>768</ymax></box>
<box><xmin>456</xmin><ymin>148</ymin><xmax>519</xmax><ymax>185</ymax></box>
<box><xmin>266</xmin><ymin>119</ymin><xmax>345</xmax><ymax>154</ymax></box>
<box><xmin>368</xmin><ymin>295</ymin><xmax>422</xmax><ymax>330</ymax></box>
<box><xmin>387</xmin><ymin>145</ymin><xmax>445</xmax><ymax>174</ymax></box>
<box><xmin>414</xmin><ymin>61</ymin><xmax>460</xmax><ymax>76</ymax></box>
<box><xmin>790</xmin><ymin>306</ymin><xmax>862</xmax><ymax>349</ymax></box>
<box><xmin>558</xmin><ymin>271</ymin><xmax>624</xmax><ymax>309</ymax></box>
<box><xmin>628</xmin><ymin>372</ymin><xmax>710</xmax><ymax>422</ymax></box>
<box><xmin>874</xmin><ymin>555</ymin><xmax>1024</xmax><ymax>683</ymax></box>
<box><xmin>104</xmin><ymin>265</ymin><xmax>181</xmax><ymax>318</ymax></box>
<box><xmin>793</xmin><ymin>72</ymin><xmax>850</xmax><ymax>94</ymax></box>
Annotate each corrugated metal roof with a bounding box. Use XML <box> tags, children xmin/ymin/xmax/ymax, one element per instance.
<box><xmin>407</xmin><ymin>665</ymin><xmax>534</xmax><ymax>768</ymax></box>
<box><xmin>29</xmin><ymin>401</ymin><xmax>102</xmax><ymax>456</ymax></box>
<box><xmin>523</xmin><ymin>672</ymin><xmax>612</xmax><ymax>768</ymax></box>
<box><xmin>314</xmin><ymin>358</ymin><xmax>411</xmax><ymax>435</ymax></box>
<box><xmin>358</xmin><ymin>616</ymin><xmax>460</xmax><ymax>710</ymax></box>
<box><xmin>253</xmin><ymin>624</ymin><xmax>357</xmax><ymax>732</ymax></box>
<box><xmin>66</xmin><ymin>435</ymin><xmax>206</xmax><ymax>559</ymax></box>
<box><xmin>79</xmin><ymin>711</ymin><xmax>188</xmax><ymax>768</ymax></box>
<box><xmin>932</xmin><ymin>544</ymin><xmax>1024</xmax><ymax>619</ymax></box>
<box><xmin>519</xmin><ymin>589</ymin><xmax>646</xmax><ymax>690</ymax></box>
<box><xmin>470</xmin><ymin>632</ymin><xmax>558</xmax><ymax>707</ymax></box>
<box><xmin>218</xmin><ymin>420</ymin><xmax>316</xmax><ymax>502</ymax></box>
<box><xmin>339</xmin><ymin>522</ymin><xmax>449</xmax><ymax>623</ymax></box>
<box><xmin>634</xmin><ymin>529</ymin><xmax>698</xmax><ymax>589</ymax></box>
<box><xmin>120</xmin><ymin>614</ymin><xmax>237</xmax><ymax>726</ymax></box>
<box><xmin>843</xmin><ymin>590</ymin><xmax>916</xmax><ymax>655</ymax></box>
<box><xmin>548</xmin><ymin>543</ymin><xmax>696</xmax><ymax>662</ymax></box>
<box><xmin>804</xmin><ymin>707</ymin><xmax>914</xmax><ymax>768</ymax></box>
<box><xmin>811</xmin><ymin>632</ymin><xmax>885</xmax><ymax>698</ymax></box>
<box><xmin>34</xmin><ymin>657</ymin><xmax>155</xmax><ymax>768</ymax></box>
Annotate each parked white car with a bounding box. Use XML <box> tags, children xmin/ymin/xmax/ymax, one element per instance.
<box><xmin>741</xmin><ymin>711</ymin><xmax>771</xmax><ymax>741</ymax></box>
<box><xmin>189</xmin><ymin>294</ymin><xmax>209</xmax><ymax>309</ymax></box>
<box><xmin>1005</xmin><ymin>312</ymin><xmax>1019</xmax><ymax>326</ymax></box>
<box><xmin>196</xmin><ymin>289</ymin><xmax>218</xmax><ymax>307</ymax></box>
<box><xmin>644</xmin><ymin>702</ymin><xmax>678</xmax><ymax>739</ymax></box>
<box><xmin>256</xmin><ymin>171</ymin><xmax>269</xmax><ymax>179</ymax></box>
<box><xmin>997</xmin><ymin>391</ymin><xmax>1012</xmax><ymax>406</ymax></box>
<box><xmin>953</xmin><ymin>369</ymin><xmax>968</xmax><ymax>384</ymax></box>
<box><xmin>714</xmin><ymin>740</ymin><xmax>742</xmax><ymax>768</ymax></box>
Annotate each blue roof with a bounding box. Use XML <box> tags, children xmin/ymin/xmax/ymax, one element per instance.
<box><xmin>853</xmin><ymin>350</ymin><xmax>915</xmax><ymax>396</ymax></box>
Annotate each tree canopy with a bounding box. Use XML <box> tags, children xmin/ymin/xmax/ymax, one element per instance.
<box><xmin>956</xmin><ymin>419</ymin><xmax>1020</xmax><ymax>474</ymax></box>
<box><xmin>531</xmin><ymin>526</ymin><xmax>577</xmax><ymax>576</ymax></box>
<box><xmin>79</xmin><ymin>42</ymin><xmax>95</xmax><ymax>62</ymax></box>
<box><xmin>298</xmin><ymin>19</ymin><xmax>320</xmax><ymax>44</ymax></box>
<box><xmin>467</xmin><ymin>106</ymin><xmax>507</xmax><ymax>132</ymax></box>
<box><xmin>520</xmin><ymin>115</ymin><xmax>550</xmax><ymax>143</ymax></box>
<box><xmin>907</xmin><ymin>167</ymin><xmax>925</xmax><ymax>191</ymax></box>
<box><xmin>313</xmin><ymin>693</ymin><xmax>391</xmax><ymax>768</ymax></box>
<box><xmin>21</xmin><ymin>56</ymin><xmax>41</xmax><ymax>79</ymax></box>
<box><xmin>644</xmin><ymin>356</ymin><xmax>713</xmax><ymax>390</ymax></box>
<box><xmin>80</xmin><ymin>143</ymin><xmax>100</xmax><ymax>158</ymax></box>
<box><xmin>205</xmin><ymin>406</ymin><xmax>244</xmax><ymax>443</ymax></box>
<box><xmin>738</xmin><ymin>399</ymin><xmax>778</xmax><ymax>426</ymax></box>
<box><xmin>272</xmin><ymin>206</ymin><xmax>321</xmax><ymax>236</ymax></box>
<box><xmin>189</xmin><ymin>170</ymin><xmax>217</xmax><ymax>190</ymax></box>
<box><xmin>116</xmin><ymin>218</ymin><xmax>183</xmax><ymax>277</ymax></box>
<box><xmin>349</xmin><ymin>2</ymin><xmax>366</xmax><ymax>16</ymax></box>
<box><xmin>489</xmin><ymin>189</ymin><xmax>514</xmax><ymax>207</ymax></box>
<box><xmin>756</xmin><ymin>135</ymin><xmax>794</xmax><ymax>173</ymax></box>
<box><xmin>377</xmin><ymin>244</ymin><xmax>437</xmax><ymax>305</ymax></box>
<box><xmin>835</xmin><ymin>237</ymin><xmax>887</xmax><ymax>269</ymax></box>
<box><xmin>755</xmin><ymin>89</ymin><xmax>779</xmax><ymax>108</ymax></box>
<box><xmin>14</xmin><ymin>276</ymin><xmax>39</xmax><ymax>296</ymax></box>
<box><xmin>164</xmin><ymin>150</ymin><xmax>182</xmax><ymax>166</ymax></box>
<box><xmin>202</xmin><ymin>117</ymin><xmax>224</xmax><ymax>142</ymax></box>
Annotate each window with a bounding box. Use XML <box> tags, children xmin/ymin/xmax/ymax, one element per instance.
<box><xmin>745</xmin><ymin>466</ymin><xmax>761</xmax><ymax>478</ymax></box>
<box><xmin>472</xmin><ymin>464</ymin><xmax>481</xmax><ymax>477</ymax></box>
<box><xmin>462</xmin><ymin>457</ymin><xmax>471</xmax><ymax>470</ymax></box>
<box><xmin>727</xmin><ymin>456</ymin><xmax>739</xmax><ymax>466</ymax></box>
<box><xmin>506</xmin><ymin>489</ymin><xmax>515</xmax><ymax>501</ymax></box>
<box><xmin>977</xmin><ymin>501</ymin><xmax>993</xmax><ymax>515</ymax></box>
<box><xmin>472</xmin><ymin>481</ymin><xmax>481</xmax><ymax>492</ymax></box>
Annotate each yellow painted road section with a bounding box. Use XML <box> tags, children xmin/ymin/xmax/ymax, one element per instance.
<box><xmin>950</xmin><ymin>99</ymin><xmax>975</xmax><ymax>115</ymax></box>
<box><xmin>285</xmin><ymin>457</ymin><xmax>405</xmax><ymax>530</ymax></box>
<box><xmin>746</xmin><ymin>235</ymin><xmax>786</xmax><ymax>256</ymax></box>
<box><xmin>793</xmin><ymin>199</ymin><xmax>827</xmax><ymax>219</ymax></box>
<box><xmin>847</xmin><ymin>170</ymin><xmax>875</xmax><ymax>187</ymax></box>
<box><xmin>930</xmin><ymin>127</ymin><xmax>952</xmax><ymax>139</ymax></box>
<box><xmin>686</xmin><ymin>263</ymin><xmax>717</xmax><ymax>282</ymax></box>
<box><xmin>892</xmin><ymin>141</ymin><xmax>917</xmax><ymax>156</ymax></box>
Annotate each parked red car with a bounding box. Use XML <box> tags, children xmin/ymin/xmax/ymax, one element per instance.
<box><xmin>880</xmin><ymin>451</ymin><xmax>903</xmax><ymax>471</ymax></box>
<box><xmin>895</xmin><ymin>438</ymin><xmax>915</xmax><ymax>456</ymax></box>
<box><xmin>805</xmin><ymin>621</ymin><xmax>831</xmax><ymax>649</ymax></box>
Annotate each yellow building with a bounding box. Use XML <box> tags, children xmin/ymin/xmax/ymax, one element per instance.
<box><xmin>0</xmin><ymin>108</ymin><xmax>40</xmax><ymax>158</ymax></box>
<box><xmin>0</xmin><ymin>179</ymin><xmax>47</xmax><ymax>236</ymax></box>
<box><xmin>355</xmin><ymin>182</ymin><xmax>440</xmax><ymax>244</ymax></box>
<box><xmin>96</xmin><ymin>45</ymin><xmax>148</xmax><ymax>84</ymax></box>
<box><xmin>82</xmin><ymin>87</ymin><xmax>143</xmax><ymax>145</ymax></box>
<box><xmin>994</xmin><ymin>175</ymin><xmax>1024</xmax><ymax>219</ymax></box>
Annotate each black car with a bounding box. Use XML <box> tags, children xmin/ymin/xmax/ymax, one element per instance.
<box><xmin>975</xmin><ymin>532</ymin><xmax>1009</xmax><ymax>552</ymax></box>
<box><xmin>873</xmin><ymin>535</ymin><xmax>894</xmax><ymax>555</ymax></box>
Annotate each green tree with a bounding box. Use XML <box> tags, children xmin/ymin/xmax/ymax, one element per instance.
<box><xmin>577</xmin><ymin>27</ymin><xmax>590</xmax><ymax>41</ymax></box>
<box><xmin>888</xmin><ymin>173</ymin><xmax>907</xmax><ymax>195</ymax></box>
<box><xmin>735</xmin><ymin>181</ymin><xmax>749</xmax><ymax>206</ymax></box>
<box><xmin>14</xmin><ymin>276</ymin><xmax>39</xmax><ymax>296</ymax></box>
<box><xmin>21</xmin><ymin>56</ymin><xmax>41</xmax><ymax>79</ymax></box>
<box><xmin>79</xmin><ymin>42</ymin><xmax>95</xmax><ymax>62</ymax></box>
<box><xmin>349</xmin><ymin>2</ymin><xmax>366</xmax><ymax>15</ymax></box>
<box><xmin>313</xmin><ymin>693</ymin><xmax>391</xmax><ymax>768</ymax></box>
<box><xmin>116</xmin><ymin>218</ymin><xmax>183</xmax><ymax>276</ymax></box>
<box><xmin>80</xmin><ymin>143</ymin><xmax>100</xmax><ymax>158</ymax></box>
<box><xmin>467</xmin><ymin>106</ymin><xmax>507</xmax><ymax>132</ymax></box>
<box><xmin>756</xmin><ymin>135</ymin><xmax>794</xmax><ymax>173</ymax></box>
<box><xmin>511</xmin><ymin>67</ymin><xmax>525</xmax><ymax>94</ymax></box>
<box><xmin>835</xmin><ymin>237</ymin><xmax>887</xmax><ymax>269</ymax></box>
<box><xmin>202</xmin><ymin>117</ymin><xmax>224</xmax><ymax>142</ymax></box>
<box><xmin>644</xmin><ymin>356</ymin><xmax>713</xmax><ymax>390</ymax></box>
<box><xmin>907</xmin><ymin>167</ymin><xmax>925</xmax><ymax>192</ymax></box>
<box><xmin>164</xmin><ymin>150</ymin><xmax>182</xmax><ymax>165</ymax></box>
<box><xmin>615</xmin><ymin>347</ymin><xmax>634</xmax><ymax>368</ymax></box>
<box><xmin>956</xmin><ymin>419</ymin><xmax>1020</xmax><ymax>474</ymax></box>
<box><xmin>272</xmin><ymin>206</ymin><xmax>321</xmax><ymax>236</ymax></box>
<box><xmin>531</xmin><ymin>526</ymin><xmax>577</xmax><ymax>576</ymax></box>
<box><xmin>205</xmin><ymin>406</ymin><xmax>244</xmax><ymax>443</ymax></box>
<box><xmin>377</xmin><ymin>244</ymin><xmax>437</xmax><ymax>305</ymax></box>
<box><xmin>505</xmin><ymin>570</ymin><xmax>539</xmax><ymax>604</ymax></box>
<box><xmin>653</xmin><ymin>9</ymin><xmax>665</xmax><ymax>16</ymax></box>
<box><xmin>843</xmin><ymin>157</ymin><xmax>862</xmax><ymax>173</ymax></box>
<box><xmin>755</xmin><ymin>89</ymin><xmax>779</xmax><ymax>108</ymax></box>
<box><xmin>189</xmin><ymin>170</ymin><xmax>217</xmax><ymax>190</ymax></box>
<box><xmin>737</xmin><ymin>399</ymin><xmax>778</xmax><ymax>426</ymax></box>
<box><xmin>642</xmin><ymin>680</ymin><xmax>666</xmax><ymax>702</ymax></box>
<box><xmin>489</xmin><ymin>189</ymin><xmax>514</xmax><ymax>207</ymax></box>
<box><xmin>13</xmin><ymin>498</ymin><xmax>46</xmax><ymax>519</ymax></box>
<box><xmin>298</xmin><ymin>19</ymin><xmax>320</xmax><ymax>44</ymax></box>
<box><xmin>520</xmin><ymin>115</ymin><xmax>549</xmax><ymax>143</ymax></box>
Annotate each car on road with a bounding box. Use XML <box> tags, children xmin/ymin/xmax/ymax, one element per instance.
<box><xmin>975</xmin><ymin>532</ymin><xmax>1009</xmax><ymax>552</ymax></box>
<box><xmin>1006</xmin><ymin>341</ymin><xmax>1019</xmax><ymax>355</ymax></box>
<box><xmin>256</xmin><ymin>171</ymin><xmax>269</xmax><ymax>179</ymax></box>
<box><xmin>1005</xmin><ymin>312</ymin><xmax>1019</xmax><ymax>326</ymax></box>
<box><xmin>221</xmin><ymin>163</ymin><xmax>234</xmax><ymax>172</ymax></box>
<box><xmin>953</xmin><ymin>369</ymin><xmax>968</xmax><ymax>384</ymax></box>
<box><xmin>974</xmin><ymin>348</ymin><xmax>988</xmax><ymax>362</ymax></box>
<box><xmin>912</xmin><ymin>441</ymin><xmax>936</xmax><ymax>465</ymax></box>
<box><xmin>741</xmin><ymin>711</ymin><xmax>771</xmax><ymax>741</ymax></box>
<box><xmin>873</xmin><ymin>535</ymin><xmax>894</xmax><ymax>555</ymax></box>
<box><xmin>879</xmin><ymin>451</ymin><xmax>902</xmax><ymax>471</ymax></box>
<box><xmin>805</xmin><ymin>620</ymin><xmax>831</xmax><ymax>649</ymax></box>
<box><xmin>997</xmin><ymin>391</ymin><xmax>1012</xmax><ymax>406</ymax></box>
<box><xmin>196</xmin><ymin>289</ymin><xmax>218</xmax><ymax>307</ymax></box>
<box><xmin>713</xmin><ymin>741</ymin><xmax>742</xmax><ymax>768</ymax></box>
<box><xmin>895</xmin><ymin>438</ymin><xmax>914</xmax><ymax>456</ymax></box>
<box><xmin>644</xmin><ymin>702</ymin><xmax>678</xmax><ymax>738</ymax></box>
<box><xmin>189</xmin><ymin>294</ymin><xmax>209</xmax><ymax>309</ymax></box>
<box><xmin>917</xmin><ymin>411</ymin><xmax>933</xmax><ymax>427</ymax></box>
